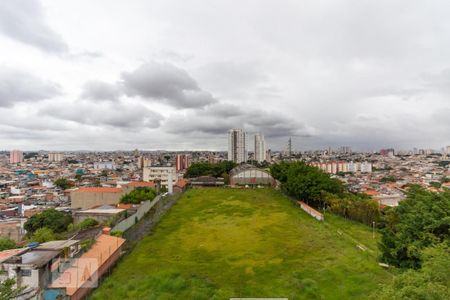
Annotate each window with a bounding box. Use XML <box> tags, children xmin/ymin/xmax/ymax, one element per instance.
<box><xmin>21</xmin><ymin>269</ymin><xmax>32</xmax><ymax>277</ymax></box>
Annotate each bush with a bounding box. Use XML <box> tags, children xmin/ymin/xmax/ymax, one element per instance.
<box><xmin>0</xmin><ymin>239</ymin><xmax>17</xmax><ymax>251</ymax></box>
<box><xmin>110</xmin><ymin>230</ymin><xmax>124</xmax><ymax>237</ymax></box>
<box><xmin>120</xmin><ymin>187</ymin><xmax>156</xmax><ymax>204</ymax></box>
<box><xmin>24</xmin><ymin>209</ymin><xmax>73</xmax><ymax>234</ymax></box>
<box><xmin>80</xmin><ymin>238</ymin><xmax>96</xmax><ymax>251</ymax></box>
<box><xmin>30</xmin><ymin>227</ymin><xmax>55</xmax><ymax>243</ymax></box>
<box><xmin>78</xmin><ymin>218</ymin><xmax>99</xmax><ymax>230</ymax></box>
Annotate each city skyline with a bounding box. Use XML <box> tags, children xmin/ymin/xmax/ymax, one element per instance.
<box><xmin>0</xmin><ymin>1</ymin><xmax>450</xmax><ymax>151</ymax></box>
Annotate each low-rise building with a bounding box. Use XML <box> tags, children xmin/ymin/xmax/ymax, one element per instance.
<box><xmin>73</xmin><ymin>206</ymin><xmax>125</xmax><ymax>224</ymax></box>
<box><xmin>70</xmin><ymin>187</ymin><xmax>124</xmax><ymax>210</ymax></box>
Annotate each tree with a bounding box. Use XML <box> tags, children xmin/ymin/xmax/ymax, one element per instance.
<box><xmin>380</xmin><ymin>176</ymin><xmax>397</xmax><ymax>183</ymax></box>
<box><xmin>0</xmin><ymin>278</ymin><xmax>24</xmax><ymax>300</ymax></box>
<box><xmin>24</xmin><ymin>209</ymin><xmax>73</xmax><ymax>234</ymax></box>
<box><xmin>185</xmin><ymin>161</ymin><xmax>236</xmax><ymax>178</ymax></box>
<box><xmin>30</xmin><ymin>227</ymin><xmax>55</xmax><ymax>243</ymax></box>
<box><xmin>53</xmin><ymin>178</ymin><xmax>73</xmax><ymax>190</ymax></box>
<box><xmin>120</xmin><ymin>187</ymin><xmax>157</xmax><ymax>204</ymax></box>
<box><xmin>270</xmin><ymin>161</ymin><xmax>344</xmax><ymax>207</ymax></box>
<box><xmin>378</xmin><ymin>187</ymin><xmax>450</xmax><ymax>268</ymax></box>
<box><xmin>373</xmin><ymin>244</ymin><xmax>450</xmax><ymax>299</ymax></box>
<box><xmin>430</xmin><ymin>181</ymin><xmax>442</xmax><ymax>188</ymax></box>
<box><xmin>0</xmin><ymin>239</ymin><xmax>16</xmax><ymax>251</ymax></box>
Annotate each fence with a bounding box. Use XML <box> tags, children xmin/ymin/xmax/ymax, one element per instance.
<box><xmin>112</xmin><ymin>195</ymin><xmax>162</xmax><ymax>232</ymax></box>
<box><xmin>297</xmin><ymin>201</ymin><xmax>324</xmax><ymax>221</ymax></box>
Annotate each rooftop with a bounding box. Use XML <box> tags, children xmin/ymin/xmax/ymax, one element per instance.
<box><xmin>49</xmin><ymin>234</ymin><xmax>125</xmax><ymax>295</ymax></box>
<box><xmin>124</xmin><ymin>181</ymin><xmax>155</xmax><ymax>187</ymax></box>
<box><xmin>37</xmin><ymin>240</ymin><xmax>80</xmax><ymax>251</ymax></box>
<box><xmin>73</xmin><ymin>187</ymin><xmax>123</xmax><ymax>193</ymax></box>
<box><xmin>19</xmin><ymin>249</ymin><xmax>60</xmax><ymax>268</ymax></box>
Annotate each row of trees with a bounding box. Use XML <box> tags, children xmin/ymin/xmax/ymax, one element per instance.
<box><xmin>270</xmin><ymin>161</ymin><xmax>344</xmax><ymax>208</ymax></box>
<box><xmin>323</xmin><ymin>192</ymin><xmax>381</xmax><ymax>226</ymax></box>
<box><xmin>184</xmin><ymin>161</ymin><xmax>236</xmax><ymax>179</ymax></box>
<box><xmin>271</xmin><ymin>162</ymin><xmax>381</xmax><ymax>225</ymax></box>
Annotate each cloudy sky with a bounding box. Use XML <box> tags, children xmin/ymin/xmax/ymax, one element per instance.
<box><xmin>0</xmin><ymin>0</ymin><xmax>449</xmax><ymax>151</ymax></box>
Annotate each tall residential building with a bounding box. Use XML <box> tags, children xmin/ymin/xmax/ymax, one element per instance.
<box><xmin>48</xmin><ymin>152</ymin><xmax>64</xmax><ymax>162</ymax></box>
<box><xmin>228</xmin><ymin>128</ymin><xmax>247</xmax><ymax>164</ymax></box>
<box><xmin>254</xmin><ymin>133</ymin><xmax>266</xmax><ymax>163</ymax></box>
<box><xmin>175</xmin><ymin>154</ymin><xmax>190</xmax><ymax>172</ymax></box>
<box><xmin>9</xmin><ymin>150</ymin><xmax>23</xmax><ymax>164</ymax></box>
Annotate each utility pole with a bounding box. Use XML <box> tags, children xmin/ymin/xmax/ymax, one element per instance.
<box><xmin>288</xmin><ymin>137</ymin><xmax>292</xmax><ymax>161</ymax></box>
<box><xmin>372</xmin><ymin>221</ymin><xmax>375</xmax><ymax>239</ymax></box>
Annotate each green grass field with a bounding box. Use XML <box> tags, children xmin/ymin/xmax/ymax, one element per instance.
<box><xmin>91</xmin><ymin>188</ymin><xmax>391</xmax><ymax>299</ymax></box>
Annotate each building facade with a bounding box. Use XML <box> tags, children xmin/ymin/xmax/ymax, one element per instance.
<box><xmin>143</xmin><ymin>166</ymin><xmax>178</xmax><ymax>187</ymax></box>
<box><xmin>48</xmin><ymin>152</ymin><xmax>64</xmax><ymax>162</ymax></box>
<box><xmin>9</xmin><ymin>150</ymin><xmax>23</xmax><ymax>164</ymax></box>
<box><xmin>175</xmin><ymin>154</ymin><xmax>190</xmax><ymax>172</ymax></box>
<box><xmin>228</xmin><ymin>128</ymin><xmax>247</xmax><ymax>164</ymax></box>
<box><xmin>254</xmin><ymin>133</ymin><xmax>266</xmax><ymax>163</ymax></box>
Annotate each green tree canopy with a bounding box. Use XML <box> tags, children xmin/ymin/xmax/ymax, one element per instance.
<box><xmin>373</xmin><ymin>244</ymin><xmax>450</xmax><ymax>299</ymax></box>
<box><xmin>53</xmin><ymin>178</ymin><xmax>73</xmax><ymax>190</ymax></box>
<box><xmin>24</xmin><ymin>209</ymin><xmax>73</xmax><ymax>234</ymax></box>
<box><xmin>270</xmin><ymin>161</ymin><xmax>344</xmax><ymax>207</ymax></box>
<box><xmin>185</xmin><ymin>161</ymin><xmax>236</xmax><ymax>178</ymax></box>
<box><xmin>379</xmin><ymin>186</ymin><xmax>450</xmax><ymax>268</ymax></box>
<box><xmin>120</xmin><ymin>187</ymin><xmax>157</xmax><ymax>204</ymax></box>
<box><xmin>0</xmin><ymin>239</ymin><xmax>16</xmax><ymax>251</ymax></box>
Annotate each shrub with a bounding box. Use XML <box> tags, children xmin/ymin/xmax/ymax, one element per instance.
<box><xmin>78</xmin><ymin>218</ymin><xmax>99</xmax><ymax>230</ymax></box>
<box><xmin>120</xmin><ymin>187</ymin><xmax>156</xmax><ymax>204</ymax></box>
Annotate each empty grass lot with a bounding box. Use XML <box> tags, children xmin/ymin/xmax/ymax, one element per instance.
<box><xmin>91</xmin><ymin>188</ymin><xmax>391</xmax><ymax>299</ymax></box>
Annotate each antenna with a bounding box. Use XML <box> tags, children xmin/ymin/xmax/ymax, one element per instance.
<box><xmin>288</xmin><ymin>137</ymin><xmax>292</xmax><ymax>160</ymax></box>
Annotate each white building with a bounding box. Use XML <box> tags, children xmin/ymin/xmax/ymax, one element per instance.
<box><xmin>254</xmin><ymin>133</ymin><xmax>266</xmax><ymax>163</ymax></box>
<box><xmin>361</xmin><ymin>161</ymin><xmax>373</xmax><ymax>173</ymax></box>
<box><xmin>228</xmin><ymin>128</ymin><xmax>247</xmax><ymax>164</ymax></box>
<box><xmin>143</xmin><ymin>166</ymin><xmax>179</xmax><ymax>187</ymax></box>
<box><xmin>94</xmin><ymin>162</ymin><xmax>116</xmax><ymax>170</ymax></box>
<box><xmin>348</xmin><ymin>161</ymin><xmax>357</xmax><ymax>173</ymax></box>
<box><xmin>48</xmin><ymin>152</ymin><xmax>64</xmax><ymax>162</ymax></box>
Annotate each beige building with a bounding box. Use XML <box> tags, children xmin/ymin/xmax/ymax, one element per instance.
<box><xmin>0</xmin><ymin>219</ymin><xmax>25</xmax><ymax>242</ymax></box>
<box><xmin>70</xmin><ymin>187</ymin><xmax>124</xmax><ymax>209</ymax></box>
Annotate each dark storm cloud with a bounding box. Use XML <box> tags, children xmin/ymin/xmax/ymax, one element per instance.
<box><xmin>164</xmin><ymin>103</ymin><xmax>314</xmax><ymax>138</ymax></box>
<box><xmin>0</xmin><ymin>0</ymin><xmax>68</xmax><ymax>53</ymax></box>
<box><xmin>121</xmin><ymin>61</ymin><xmax>216</xmax><ymax>108</ymax></box>
<box><xmin>81</xmin><ymin>80</ymin><xmax>122</xmax><ymax>101</ymax></box>
<box><xmin>0</xmin><ymin>67</ymin><xmax>61</xmax><ymax>107</ymax></box>
<box><xmin>41</xmin><ymin>101</ymin><xmax>163</xmax><ymax>129</ymax></box>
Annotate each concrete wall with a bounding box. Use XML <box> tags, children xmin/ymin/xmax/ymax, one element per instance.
<box><xmin>112</xmin><ymin>195</ymin><xmax>161</xmax><ymax>232</ymax></box>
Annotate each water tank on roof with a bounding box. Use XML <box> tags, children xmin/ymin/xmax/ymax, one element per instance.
<box><xmin>27</xmin><ymin>242</ymin><xmax>40</xmax><ymax>249</ymax></box>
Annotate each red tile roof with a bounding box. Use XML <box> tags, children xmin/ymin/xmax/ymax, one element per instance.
<box><xmin>74</xmin><ymin>187</ymin><xmax>123</xmax><ymax>193</ymax></box>
<box><xmin>175</xmin><ymin>179</ymin><xmax>188</xmax><ymax>188</ymax></box>
<box><xmin>124</xmin><ymin>181</ymin><xmax>155</xmax><ymax>187</ymax></box>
